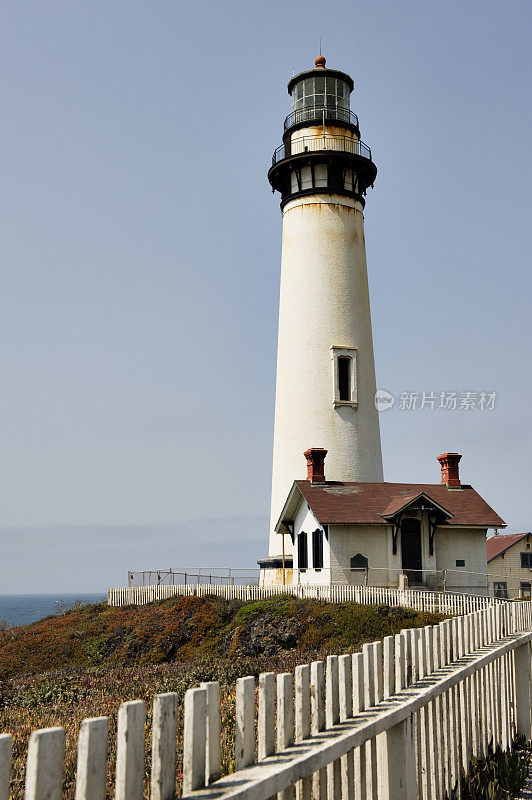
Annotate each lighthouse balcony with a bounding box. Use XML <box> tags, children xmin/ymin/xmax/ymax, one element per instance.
<box><xmin>284</xmin><ymin>105</ymin><xmax>359</xmax><ymax>134</ymax></box>
<box><xmin>272</xmin><ymin>134</ymin><xmax>372</xmax><ymax>166</ymax></box>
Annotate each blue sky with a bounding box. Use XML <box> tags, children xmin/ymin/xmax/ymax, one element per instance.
<box><xmin>1</xmin><ymin>0</ymin><xmax>531</xmax><ymax>592</ymax></box>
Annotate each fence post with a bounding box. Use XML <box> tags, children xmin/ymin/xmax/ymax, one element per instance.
<box><xmin>0</xmin><ymin>735</ymin><xmax>12</xmax><ymax>800</ymax></box>
<box><xmin>25</xmin><ymin>728</ymin><xmax>65</xmax><ymax>800</ymax></box>
<box><xmin>182</xmin><ymin>688</ymin><xmax>207</xmax><ymax>794</ymax></box>
<box><xmin>75</xmin><ymin>717</ymin><xmax>108</xmax><ymax>800</ymax></box>
<box><xmin>377</xmin><ymin>716</ymin><xmax>417</xmax><ymax>800</ymax></box>
<box><xmin>151</xmin><ymin>694</ymin><xmax>178</xmax><ymax>800</ymax></box>
<box><xmin>514</xmin><ymin>640</ymin><xmax>532</xmax><ymax>739</ymax></box>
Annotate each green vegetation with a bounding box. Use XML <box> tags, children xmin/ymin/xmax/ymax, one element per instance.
<box><xmin>453</xmin><ymin>738</ymin><xmax>531</xmax><ymax>799</ymax></box>
<box><xmin>0</xmin><ymin>595</ymin><xmax>444</xmax><ymax>799</ymax></box>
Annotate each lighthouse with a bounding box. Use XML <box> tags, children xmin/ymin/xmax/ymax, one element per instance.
<box><xmin>266</xmin><ymin>56</ymin><xmax>384</xmax><ymax>564</ymax></box>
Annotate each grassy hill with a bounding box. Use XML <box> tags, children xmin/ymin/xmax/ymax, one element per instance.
<box><xmin>0</xmin><ymin>594</ymin><xmax>442</xmax><ymax>681</ymax></box>
<box><xmin>0</xmin><ymin>595</ymin><xmax>444</xmax><ymax>799</ymax></box>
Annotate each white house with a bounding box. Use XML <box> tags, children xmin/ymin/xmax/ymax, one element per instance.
<box><xmin>262</xmin><ymin>449</ymin><xmax>505</xmax><ymax>595</ymax></box>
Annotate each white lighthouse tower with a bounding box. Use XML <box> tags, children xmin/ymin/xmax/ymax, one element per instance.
<box><xmin>266</xmin><ymin>55</ymin><xmax>384</xmax><ymax>562</ymax></box>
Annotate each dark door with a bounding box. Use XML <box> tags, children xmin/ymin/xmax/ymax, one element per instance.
<box><xmin>401</xmin><ymin>518</ymin><xmax>422</xmax><ymax>583</ymax></box>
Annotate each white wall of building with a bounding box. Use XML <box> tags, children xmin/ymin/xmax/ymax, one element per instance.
<box><xmin>291</xmin><ymin>501</ymin><xmax>330</xmax><ymax>586</ymax></box>
<box><xmin>435</xmin><ymin>527</ymin><xmax>488</xmax><ymax>593</ymax></box>
<box><xmin>287</xmin><ymin>499</ymin><xmax>489</xmax><ymax>592</ymax></box>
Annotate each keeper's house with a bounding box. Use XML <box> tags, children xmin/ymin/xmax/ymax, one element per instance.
<box><xmin>263</xmin><ymin>449</ymin><xmax>505</xmax><ymax>594</ymax></box>
<box><xmin>487</xmin><ymin>532</ymin><xmax>532</xmax><ymax>599</ymax></box>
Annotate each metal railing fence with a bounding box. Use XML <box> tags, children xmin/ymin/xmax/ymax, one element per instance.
<box><xmin>284</xmin><ymin>104</ymin><xmax>359</xmax><ymax>131</ymax></box>
<box><xmin>272</xmin><ymin>134</ymin><xmax>372</xmax><ymax>165</ymax></box>
<box><xmin>127</xmin><ymin>568</ymin><xmax>259</xmax><ymax>588</ymax></box>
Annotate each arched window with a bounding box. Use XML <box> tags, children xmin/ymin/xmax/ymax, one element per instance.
<box><xmin>338</xmin><ymin>357</ymin><xmax>351</xmax><ymax>401</ymax></box>
<box><xmin>350</xmin><ymin>554</ymin><xmax>368</xmax><ymax>570</ymax></box>
<box><xmin>331</xmin><ymin>346</ymin><xmax>357</xmax><ymax>407</ymax></box>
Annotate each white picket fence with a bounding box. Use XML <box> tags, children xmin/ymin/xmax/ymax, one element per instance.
<box><xmin>2</xmin><ymin>601</ymin><xmax>531</xmax><ymax>800</ymax></box>
<box><xmin>108</xmin><ymin>582</ymin><xmax>505</xmax><ymax>615</ymax></box>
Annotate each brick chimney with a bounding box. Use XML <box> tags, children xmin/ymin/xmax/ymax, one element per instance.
<box><xmin>437</xmin><ymin>452</ymin><xmax>462</xmax><ymax>488</ymax></box>
<box><xmin>304</xmin><ymin>448</ymin><xmax>327</xmax><ymax>483</ymax></box>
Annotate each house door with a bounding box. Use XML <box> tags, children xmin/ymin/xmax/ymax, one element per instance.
<box><xmin>401</xmin><ymin>518</ymin><xmax>422</xmax><ymax>584</ymax></box>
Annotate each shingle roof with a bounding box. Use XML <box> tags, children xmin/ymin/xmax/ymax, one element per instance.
<box><xmin>285</xmin><ymin>480</ymin><xmax>505</xmax><ymax>529</ymax></box>
<box><xmin>486</xmin><ymin>532</ymin><xmax>530</xmax><ymax>562</ymax></box>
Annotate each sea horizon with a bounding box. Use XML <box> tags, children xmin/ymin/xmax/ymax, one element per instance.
<box><xmin>0</xmin><ymin>593</ymin><xmax>107</xmax><ymax>627</ymax></box>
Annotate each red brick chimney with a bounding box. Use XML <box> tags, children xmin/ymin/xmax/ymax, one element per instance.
<box><xmin>304</xmin><ymin>448</ymin><xmax>327</xmax><ymax>483</ymax></box>
<box><xmin>437</xmin><ymin>452</ymin><xmax>462</xmax><ymax>488</ymax></box>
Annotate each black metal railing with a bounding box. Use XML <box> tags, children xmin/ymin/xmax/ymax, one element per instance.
<box><xmin>272</xmin><ymin>134</ymin><xmax>372</xmax><ymax>166</ymax></box>
<box><xmin>284</xmin><ymin>105</ymin><xmax>359</xmax><ymax>131</ymax></box>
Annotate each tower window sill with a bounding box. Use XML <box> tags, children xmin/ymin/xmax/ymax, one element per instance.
<box><xmin>333</xmin><ymin>400</ymin><xmax>358</xmax><ymax>409</ymax></box>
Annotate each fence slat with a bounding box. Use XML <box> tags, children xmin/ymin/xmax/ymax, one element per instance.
<box><xmin>258</xmin><ymin>673</ymin><xmax>276</xmax><ymax>761</ymax></box>
<box><xmin>363</xmin><ymin>643</ymin><xmax>379</xmax><ymax>800</ymax></box>
<box><xmin>25</xmin><ymin>728</ymin><xmax>65</xmax><ymax>800</ymax></box>
<box><xmin>183</xmin><ymin>688</ymin><xmax>207</xmax><ymax>794</ymax></box>
<box><xmin>295</xmin><ymin>665</ymin><xmax>311</xmax><ymax>800</ymax></box>
<box><xmin>277</xmin><ymin>673</ymin><xmax>295</xmax><ymax>800</ymax></box>
<box><xmin>115</xmin><ymin>701</ymin><xmax>145</xmax><ymax>800</ymax></box>
<box><xmin>151</xmin><ymin>694</ymin><xmax>178</xmax><ymax>800</ymax></box>
<box><xmin>236</xmin><ymin>677</ymin><xmax>255</xmax><ymax>771</ymax></box>
<box><xmin>0</xmin><ymin>735</ymin><xmax>12</xmax><ymax>800</ymax></box>
<box><xmin>338</xmin><ymin>655</ymin><xmax>354</xmax><ymax>800</ymax></box>
<box><xmin>75</xmin><ymin>717</ymin><xmax>108</xmax><ymax>800</ymax></box>
<box><xmin>310</xmin><ymin>662</ymin><xmax>326</xmax><ymax>800</ymax></box>
<box><xmin>200</xmin><ymin>682</ymin><xmax>221</xmax><ymax>785</ymax></box>
<box><xmin>326</xmin><ymin>655</ymin><xmax>341</xmax><ymax>800</ymax></box>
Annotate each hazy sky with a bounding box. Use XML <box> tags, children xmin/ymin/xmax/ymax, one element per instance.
<box><xmin>1</xmin><ymin>0</ymin><xmax>531</xmax><ymax>592</ymax></box>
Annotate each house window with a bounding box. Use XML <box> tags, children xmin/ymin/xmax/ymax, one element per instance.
<box><xmin>350</xmin><ymin>553</ymin><xmax>368</xmax><ymax>571</ymax></box>
<box><xmin>312</xmin><ymin>529</ymin><xmax>323</xmax><ymax>569</ymax></box>
<box><xmin>338</xmin><ymin>358</ymin><xmax>351</xmax><ymax>401</ymax></box>
<box><xmin>493</xmin><ymin>582</ymin><xmax>508</xmax><ymax>599</ymax></box>
<box><xmin>331</xmin><ymin>346</ymin><xmax>357</xmax><ymax>407</ymax></box>
<box><xmin>455</xmin><ymin>559</ymin><xmax>465</xmax><ymax>567</ymax></box>
<box><xmin>520</xmin><ymin>582</ymin><xmax>531</xmax><ymax>599</ymax></box>
<box><xmin>520</xmin><ymin>552</ymin><xmax>532</xmax><ymax>568</ymax></box>
<box><xmin>298</xmin><ymin>532</ymin><xmax>308</xmax><ymax>570</ymax></box>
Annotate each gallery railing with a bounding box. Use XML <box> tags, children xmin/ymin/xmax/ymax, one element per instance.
<box><xmin>272</xmin><ymin>134</ymin><xmax>372</xmax><ymax>165</ymax></box>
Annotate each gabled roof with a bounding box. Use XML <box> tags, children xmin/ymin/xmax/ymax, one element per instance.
<box><xmin>486</xmin><ymin>532</ymin><xmax>530</xmax><ymax>562</ymax></box>
<box><xmin>275</xmin><ymin>480</ymin><xmax>506</xmax><ymax>532</ymax></box>
<box><xmin>381</xmin><ymin>491</ymin><xmax>453</xmax><ymax>520</ymax></box>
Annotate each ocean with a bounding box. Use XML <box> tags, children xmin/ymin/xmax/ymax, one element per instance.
<box><xmin>0</xmin><ymin>594</ymin><xmax>106</xmax><ymax>627</ymax></box>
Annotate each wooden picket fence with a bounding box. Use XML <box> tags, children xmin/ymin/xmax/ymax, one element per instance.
<box><xmin>108</xmin><ymin>582</ymin><xmax>505</xmax><ymax>616</ymax></box>
<box><xmin>1</xmin><ymin>601</ymin><xmax>531</xmax><ymax>800</ymax></box>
